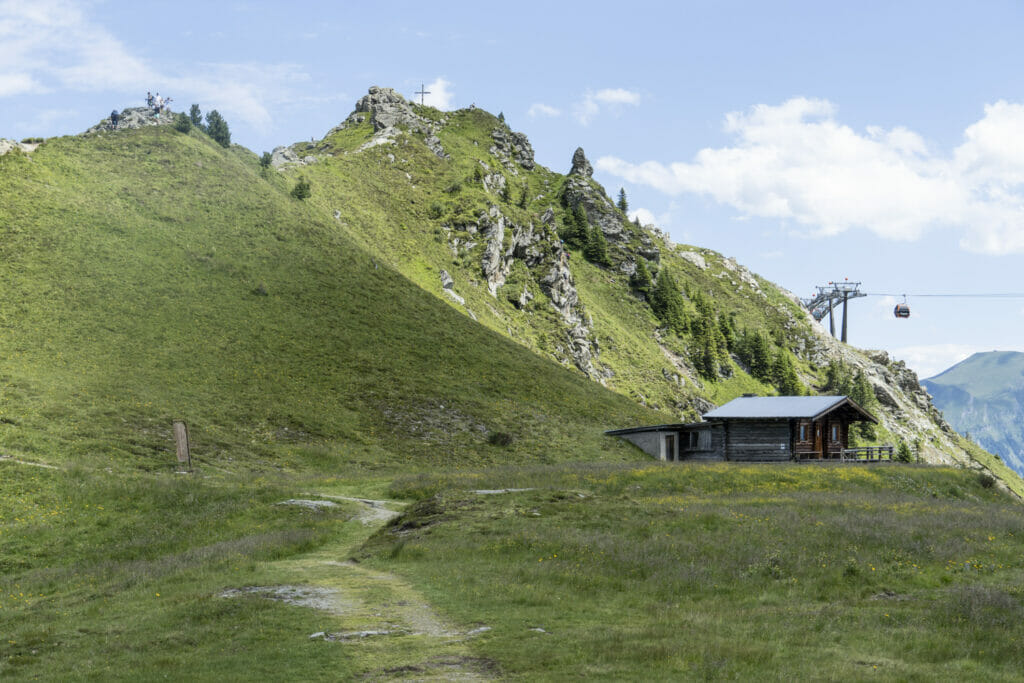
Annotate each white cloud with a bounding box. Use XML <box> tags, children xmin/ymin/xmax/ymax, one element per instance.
<box><xmin>628</xmin><ymin>208</ymin><xmax>658</xmax><ymax>228</ymax></box>
<box><xmin>528</xmin><ymin>102</ymin><xmax>560</xmax><ymax>118</ymax></box>
<box><xmin>892</xmin><ymin>344</ymin><xmax>987</xmax><ymax>380</ymax></box>
<box><xmin>416</xmin><ymin>78</ymin><xmax>454</xmax><ymax>110</ymax></box>
<box><xmin>574</xmin><ymin>88</ymin><xmax>641</xmax><ymax>125</ymax></box>
<box><xmin>593</xmin><ymin>88</ymin><xmax>641</xmax><ymax>105</ymax></box>
<box><xmin>0</xmin><ymin>0</ymin><xmax>312</xmax><ymax>130</ymax></box>
<box><xmin>596</xmin><ymin>98</ymin><xmax>1024</xmax><ymax>254</ymax></box>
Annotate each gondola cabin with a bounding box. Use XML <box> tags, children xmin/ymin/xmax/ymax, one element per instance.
<box><xmin>607</xmin><ymin>395</ymin><xmax>878</xmax><ymax>462</ymax></box>
<box><xmin>894</xmin><ymin>303</ymin><xmax>910</xmax><ymax>318</ymax></box>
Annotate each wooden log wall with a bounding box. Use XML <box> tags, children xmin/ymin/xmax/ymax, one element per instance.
<box><xmin>725</xmin><ymin>420</ymin><xmax>792</xmax><ymax>462</ymax></box>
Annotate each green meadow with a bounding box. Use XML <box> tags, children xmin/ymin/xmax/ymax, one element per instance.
<box><xmin>1</xmin><ymin>120</ymin><xmax>1023</xmax><ymax>679</ymax></box>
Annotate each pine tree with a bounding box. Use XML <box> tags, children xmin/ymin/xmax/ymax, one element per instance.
<box><xmin>173</xmin><ymin>113</ymin><xmax>191</xmax><ymax>133</ymax></box>
<box><xmin>738</xmin><ymin>330</ymin><xmax>773</xmax><ymax>382</ymax></box>
<box><xmin>498</xmin><ymin>112</ymin><xmax>505</xmax><ymax>123</ymax></box>
<box><xmin>205</xmin><ymin>110</ymin><xmax>231</xmax><ymax>148</ymax></box>
<box><xmin>633</xmin><ymin>216</ymin><xmax>641</xmax><ymax>228</ymax></box>
<box><xmin>718</xmin><ymin>313</ymin><xmax>737</xmax><ymax>352</ymax></box>
<box><xmin>850</xmin><ymin>370</ymin><xmax>877</xmax><ymax>440</ymax></box>
<box><xmin>583</xmin><ymin>225</ymin><xmax>611</xmax><ymax>266</ymax></box>
<box><xmin>291</xmin><ymin>176</ymin><xmax>311</xmax><ymax>200</ymax></box>
<box><xmin>260</xmin><ymin>152</ymin><xmax>273</xmax><ymax>169</ymax></box>
<box><xmin>771</xmin><ymin>349</ymin><xmax>803</xmax><ymax>395</ymax></box>
<box><xmin>630</xmin><ymin>257</ymin><xmax>653</xmax><ymax>296</ymax></box>
<box><xmin>560</xmin><ymin>203</ymin><xmax>588</xmax><ymax>248</ymax></box>
<box><xmin>617</xmin><ymin>188</ymin><xmax>628</xmax><ymax>213</ymax></box>
<box><xmin>189</xmin><ymin>104</ymin><xmax>203</xmax><ymax>129</ymax></box>
<box><xmin>650</xmin><ymin>269</ymin><xmax>687</xmax><ymax>334</ymax></box>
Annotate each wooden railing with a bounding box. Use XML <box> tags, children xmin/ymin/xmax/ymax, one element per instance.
<box><xmin>841</xmin><ymin>446</ymin><xmax>894</xmax><ymax>461</ymax></box>
<box><xmin>797</xmin><ymin>446</ymin><xmax>894</xmax><ymax>462</ymax></box>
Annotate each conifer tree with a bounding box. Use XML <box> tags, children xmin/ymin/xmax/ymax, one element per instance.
<box><xmin>189</xmin><ymin>104</ymin><xmax>203</xmax><ymax>129</ymax></box>
<box><xmin>291</xmin><ymin>176</ymin><xmax>311</xmax><ymax>200</ymax></box>
<box><xmin>850</xmin><ymin>370</ymin><xmax>877</xmax><ymax>440</ymax></box>
<box><xmin>173</xmin><ymin>113</ymin><xmax>191</xmax><ymax>133</ymax></box>
<box><xmin>718</xmin><ymin>313</ymin><xmax>737</xmax><ymax>352</ymax></box>
<box><xmin>617</xmin><ymin>188</ymin><xmax>628</xmax><ymax>213</ymax></box>
<box><xmin>560</xmin><ymin>203</ymin><xmax>589</xmax><ymax>248</ymax></box>
<box><xmin>630</xmin><ymin>257</ymin><xmax>653</xmax><ymax>296</ymax></box>
<box><xmin>205</xmin><ymin>110</ymin><xmax>231</xmax><ymax>147</ymax></box>
<box><xmin>771</xmin><ymin>349</ymin><xmax>803</xmax><ymax>395</ymax></box>
<box><xmin>650</xmin><ymin>268</ymin><xmax>687</xmax><ymax>334</ymax></box>
<box><xmin>260</xmin><ymin>152</ymin><xmax>273</xmax><ymax>169</ymax></box>
<box><xmin>583</xmin><ymin>225</ymin><xmax>611</xmax><ymax>266</ymax></box>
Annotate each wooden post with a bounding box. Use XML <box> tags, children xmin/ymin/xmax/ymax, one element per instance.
<box><xmin>173</xmin><ymin>420</ymin><xmax>191</xmax><ymax>470</ymax></box>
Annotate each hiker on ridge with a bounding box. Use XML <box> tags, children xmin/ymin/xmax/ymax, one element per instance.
<box><xmin>110</xmin><ymin>110</ymin><xmax>120</xmax><ymax>128</ymax></box>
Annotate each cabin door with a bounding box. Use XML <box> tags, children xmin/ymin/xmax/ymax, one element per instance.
<box><xmin>814</xmin><ymin>423</ymin><xmax>823</xmax><ymax>459</ymax></box>
<box><xmin>665</xmin><ymin>434</ymin><xmax>675</xmax><ymax>462</ymax></box>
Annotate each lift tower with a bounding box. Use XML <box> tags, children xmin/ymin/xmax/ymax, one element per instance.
<box><xmin>802</xmin><ymin>281</ymin><xmax>866</xmax><ymax>343</ymax></box>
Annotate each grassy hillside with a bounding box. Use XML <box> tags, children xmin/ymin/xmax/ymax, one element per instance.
<box><xmin>0</xmin><ymin>125</ymin><xmax>653</xmax><ymax>474</ymax></box>
<box><xmin>271</xmin><ymin>93</ymin><xmax>1018</xmax><ymax>493</ymax></box>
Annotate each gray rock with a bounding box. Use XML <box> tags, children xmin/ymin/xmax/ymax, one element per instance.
<box><xmin>443</xmin><ymin>289</ymin><xmax>466</xmax><ymax>306</ymax></box>
<box><xmin>439</xmin><ymin>269</ymin><xmax>454</xmax><ymax>289</ymax></box>
<box><xmin>84</xmin><ymin>106</ymin><xmax>175</xmax><ymax>135</ymax></box>
<box><xmin>490</xmin><ymin>127</ymin><xmax>535</xmax><ymax>170</ymax></box>
<box><xmin>0</xmin><ymin>138</ymin><xmax>36</xmax><ymax>156</ymax></box>
<box><xmin>275</xmin><ymin>499</ymin><xmax>339</xmax><ymax>510</ymax></box>
<box><xmin>570</xmin><ymin>147</ymin><xmax>593</xmax><ymax>177</ymax></box>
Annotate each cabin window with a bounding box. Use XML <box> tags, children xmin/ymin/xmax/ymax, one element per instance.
<box><xmin>698</xmin><ymin>430</ymin><xmax>711</xmax><ymax>450</ymax></box>
<box><xmin>831</xmin><ymin>425</ymin><xmax>839</xmax><ymax>442</ymax></box>
<box><xmin>799</xmin><ymin>424</ymin><xmax>807</xmax><ymax>441</ymax></box>
<box><xmin>689</xmin><ymin>432</ymin><xmax>699</xmax><ymax>449</ymax></box>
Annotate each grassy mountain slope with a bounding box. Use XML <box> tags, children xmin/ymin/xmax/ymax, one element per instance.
<box><xmin>275</xmin><ymin>88</ymin><xmax>1021</xmax><ymax>494</ymax></box>
<box><xmin>924</xmin><ymin>351</ymin><xmax>1024</xmax><ymax>475</ymax></box>
<box><xmin>0</xmin><ymin>125</ymin><xmax>653</xmax><ymax>474</ymax></box>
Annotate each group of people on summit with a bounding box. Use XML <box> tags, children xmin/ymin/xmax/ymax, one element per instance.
<box><xmin>109</xmin><ymin>92</ymin><xmax>173</xmax><ymax>129</ymax></box>
<box><xmin>146</xmin><ymin>91</ymin><xmax>172</xmax><ymax>115</ymax></box>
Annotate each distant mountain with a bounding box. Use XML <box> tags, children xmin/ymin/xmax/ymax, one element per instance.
<box><xmin>923</xmin><ymin>351</ymin><xmax>1024</xmax><ymax>475</ymax></box>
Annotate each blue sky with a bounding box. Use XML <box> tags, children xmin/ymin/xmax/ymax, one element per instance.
<box><xmin>3</xmin><ymin>0</ymin><xmax>1023</xmax><ymax>377</ymax></box>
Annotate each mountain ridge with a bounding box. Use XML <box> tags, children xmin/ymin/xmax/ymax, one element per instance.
<box><xmin>923</xmin><ymin>350</ymin><xmax>1024</xmax><ymax>476</ymax></box>
<box><xmin>265</xmin><ymin>85</ymin><xmax>1017</xmax><ymax>490</ymax></box>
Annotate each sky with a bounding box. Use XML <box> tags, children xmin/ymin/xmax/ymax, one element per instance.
<box><xmin>2</xmin><ymin>0</ymin><xmax>1023</xmax><ymax>378</ymax></box>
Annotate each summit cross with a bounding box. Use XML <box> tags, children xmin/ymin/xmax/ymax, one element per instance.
<box><xmin>415</xmin><ymin>83</ymin><xmax>431</xmax><ymax>106</ymax></box>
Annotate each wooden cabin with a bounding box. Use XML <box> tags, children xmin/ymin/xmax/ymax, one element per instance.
<box><xmin>607</xmin><ymin>395</ymin><xmax>879</xmax><ymax>463</ymax></box>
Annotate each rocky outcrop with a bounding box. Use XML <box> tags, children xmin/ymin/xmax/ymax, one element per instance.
<box><xmin>333</xmin><ymin>86</ymin><xmax>450</xmax><ymax>159</ymax></box>
<box><xmin>490</xmin><ymin>127</ymin><xmax>535</xmax><ymax>171</ymax></box>
<box><xmin>270</xmin><ymin>146</ymin><xmax>318</xmax><ymax>169</ymax></box>
<box><xmin>353</xmin><ymin>86</ymin><xmax>426</xmax><ymax>133</ymax></box>
<box><xmin>84</xmin><ymin>107</ymin><xmax>175</xmax><ymax>135</ymax></box>
<box><xmin>563</xmin><ymin>149</ymin><xmax>631</xmax><ymax>248</ymax></box>
<box><xmin>0</xmin><ymin>139</ymin><xmax>38</xmax><ymax>156</ymax></box>
<box><xmin>569</xmin><ymin>147</ymin><xmax>593</xmax><ymax>178</ymax></box>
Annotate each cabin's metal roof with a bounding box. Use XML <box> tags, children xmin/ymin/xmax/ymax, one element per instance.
<box><xmin>703</xmin><ymin>396</ymin><xmax>856</xmax><ymax>420</ymax></box>
<box><xmin>604</xmin><ymin>422</ymin><xmax>714</xmax><ymax>436</ymax></box>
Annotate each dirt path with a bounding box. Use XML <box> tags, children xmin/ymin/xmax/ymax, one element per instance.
<box><xmin>224</xmin><ymin>494</ymin><xmax>493</xmax><ymax>680</ymax></box>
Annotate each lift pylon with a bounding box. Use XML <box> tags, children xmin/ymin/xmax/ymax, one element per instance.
<box><xmin>802</xmin><ymin>280</ymin><xmax>866</xmax><ymax>343</ymax></box>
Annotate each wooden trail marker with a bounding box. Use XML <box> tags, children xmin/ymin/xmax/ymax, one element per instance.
<box><xmin>173</xmin><ymin>420</ymin><xmax>191</xmax><ymax>470</ymax></box>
